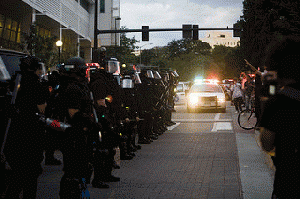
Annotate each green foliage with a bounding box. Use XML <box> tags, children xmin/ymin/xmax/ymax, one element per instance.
<box><xmin>240</xmin><ymin>0</ymin><xmax>300</xmax><ymax>67</ymax></box>
<box><xmin>22</xmin><ymin>23</ymin><xmax>57</xmax><ymax>68</ymax></box>
<box><xmin>105</xmin><ymin>26</ymin><xmax>139</xmax><ymax>67</ymax></box>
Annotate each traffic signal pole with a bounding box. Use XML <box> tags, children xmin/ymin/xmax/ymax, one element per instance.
<box><xmin>97</xmin><ymin>27</ymin><xmax>236</xmax><ymax>34</ymax></box>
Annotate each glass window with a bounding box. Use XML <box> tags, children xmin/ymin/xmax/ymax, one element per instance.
<box><xmin>3</xmin><ymin>29</ymin><xmax>10</xmax><ymax>40</ymax></box>
<box><xmin>17</xmin><ymin>32</ymin><xmax>21</xmax><ymax>43</ymax></box>
<box><xmin>10</xmin><ymin>31</ymin><xmax>16</xmax><ymax>41</ymax></box>
<box><xmin>80</xmin><ymin>0</ymin><xmax>89</xmax><ymax>12</ymax></box>
<box><xmin>100</xmin><ymin>0</ymin><xmax>105</xmax><ymax>13</ymax></box>
<box><xmin>0</xmin><ymin>15</ymin><xmax>4</xmax><ymax>28</ymax></box>
<box><xmin>191</xmin><ymin>84</ymin><xmax>223</xmax><ymax>93</ymax></box>
<box><xmin>0</xmin><ymin>54</ymin><xmax>22</xmax><ymax>79</ymax></box>
<box><xmin>12</xmin><ymin>21</ymin><xmax>17</xmax><ymax>31</ymax></box>
<box><xmin>5</xmin><ymin>18</ymin><xmax>11</xmax><ymax>29</ymax></box>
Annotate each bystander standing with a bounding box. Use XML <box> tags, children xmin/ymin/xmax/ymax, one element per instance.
<box><xmin>231</xmin><ymin>77</ymin><xmax>243</xmax><ymax>113</ymax></box>
<box><xmin>259</xmin><ymin>36</ymin><xmax>300</xmax><ymax>199</ymax></box>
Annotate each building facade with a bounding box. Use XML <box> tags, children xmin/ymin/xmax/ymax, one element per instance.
<box><xmin>200</xmin><ymin>31</ymin><xmax>240</xmax><ymax>48</ymax></box>
<box><xmin>0</xmin><ymin>0</ymin><xmax>120</xmax><ymax>63</ymax></box>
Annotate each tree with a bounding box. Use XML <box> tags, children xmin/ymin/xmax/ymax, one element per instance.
<box><xmin>105</xmin><ymin>26</ymin><xmax>139</xmax><ymax>68</ymax></box>
<box><xmin>22</xmin><ymin>23</ymin><xmax>57</xmax><ymax>68</ymax></box>
<box><xmin>240</xmin><ymin>0</ymin><xmax>300</xmax><ymax>68</ymax></box>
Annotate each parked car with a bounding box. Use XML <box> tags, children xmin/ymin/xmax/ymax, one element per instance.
<box><xmin>174</xmin><ymin>81</ymin><xmax>190</xmax><ymax>105</ymax></box>
<box><xmin>1</xmin><ymin>48</ymin><xmax>28</xmax><ymax>196</ymax></box>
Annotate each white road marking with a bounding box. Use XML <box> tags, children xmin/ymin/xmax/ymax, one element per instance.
<box><xmin>215</xmin><ymin>113</ymin><xmax>221</xmax><ymax>120</ymax></box>
<box><xmin>167</xmin><ymin>122</ymin><xmax>181</xmax><ymax>131</ymax></box>
<box><xmin>211</xmin><ymin>122</ymin><xmax>233</xmax><ymax>132</ymax></box>
<box><xmin>172</xmin><ymin>119</ymin><xmax>232</xmax><ymax>122</ymax></box>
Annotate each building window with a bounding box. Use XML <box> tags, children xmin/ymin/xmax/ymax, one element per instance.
<box><xmin>0</xmin><ymin>14</ymin><xmax>21</xmax><ymax>43</ymax></box>
<box><xmin>100</xmin><ymin>0</ymin><xmax>105</xmax><ymax>13</ymax></box>
<box><xmin>80</xmin><ymin>0</ymin><xmax>89</xmax><ymax>12</ymax></box>
<box><xmin>36</xmin><ymin>26</ymin><xmax>51</xmax><ymax>38</ymax></box>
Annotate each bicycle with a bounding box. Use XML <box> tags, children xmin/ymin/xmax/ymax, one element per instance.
<box><xmin>238</xmin><ymin>95</ymin><xmax>258</xmax><ymax>130</ymax></box>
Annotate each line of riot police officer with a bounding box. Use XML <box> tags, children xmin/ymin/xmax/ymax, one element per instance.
<box><xmin>1</xmin><ymin>54</ymin><xmax>179</xmax><ymax>198</ymax></box>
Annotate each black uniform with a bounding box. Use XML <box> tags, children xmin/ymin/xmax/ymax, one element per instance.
<box><xmin>4</xmin><ymin>71</ymin><xmax>48</xmax><ymax>198</ymax></box>
<box><xmin>137</xmin><ymin>71</ymin><xmax>158</xmax><ymax>143</ymax></box>
<box><xmin>120</xmin><ymin>77</ymin><xmax>140</xmax><ymax>159</ymax></box>
<box><xmin>89</xmin><ymin>69</ymin><xmax>121</xmax><ymax>188</ymax></box>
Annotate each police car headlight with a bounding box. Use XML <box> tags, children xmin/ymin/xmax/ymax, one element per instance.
<box><xmin>189</xmin><ymin>93</ymin><xmax>199</xmax><ymax>104</ymax></box>
<box><xmin>217</xmin><ymin>96</ymin><xmax>225</xmax><ymax>103</ymax></box>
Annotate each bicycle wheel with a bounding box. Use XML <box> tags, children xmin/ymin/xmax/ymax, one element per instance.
<box><xmin>238</xmin><ymin>109</ymin><xmax>257</xmax><ymax>130</ymax></box>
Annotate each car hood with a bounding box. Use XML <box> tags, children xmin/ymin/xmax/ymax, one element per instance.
<box><xmin>189</xmin><ymin>92</ymin><xmax>225</xmax><ymax>98</ymax></box>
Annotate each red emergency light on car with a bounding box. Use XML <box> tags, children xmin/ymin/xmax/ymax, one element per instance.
<box><xmin>86</xmin><ymin>63</ymin><xmax>100</xmax><ymax>81</ymax></box>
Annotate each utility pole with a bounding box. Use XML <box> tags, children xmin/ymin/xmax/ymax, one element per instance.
<box><xmin>92</xmin><ymin>0</ymin><xmax>98</xmax><ymax>63</ymax></box>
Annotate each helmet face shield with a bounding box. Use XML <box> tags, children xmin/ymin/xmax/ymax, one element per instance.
<box><xmin>133</xmin><ymin>72</ymin><xmax>142</xmax><ymax>84</ymax></box>
<box><xmin>107</xmin><ymin>61</ymin><xmax>120</xmax><ymax>75</ymax></box>
<box><xmin>146</xmin><ymin>70</ymin><xmax>154</xmax><ymax>78</ymax></box>
<box><xmin>121</xmin><ymin>78</ymin><xmax>134</xmax><ymax>88</ymax></box>
<box><xmin>153</xmin><ymin>71</ymin><xmax>161</xmax><ymax>79</ymax></box>
<box><xmin>172</xmin><ymin>71</ymin><xmax>179</xmax><ymax>77</ymax></box>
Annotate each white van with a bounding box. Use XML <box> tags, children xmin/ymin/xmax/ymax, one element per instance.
<box><xmin>174</xmin><ymin>81</ymin><xmax>190</xmax><ymax>104</ymax></box>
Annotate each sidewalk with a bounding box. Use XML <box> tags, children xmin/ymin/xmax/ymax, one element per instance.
<box><xmin>230</xmin><ymin>105</ymin><xmax>275</xmax><ymax>199</ymax></box>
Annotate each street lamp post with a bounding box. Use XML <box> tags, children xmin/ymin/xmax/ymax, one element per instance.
<box><xmin>56</xmin><ymin>40</ymin><xmax>63</xmax><ymax>64</ymax></box>
<box><xmin>139</xmin><ymin>43</ymin><xmax>153</xmax><ymax>65</ymax></box>
<box><xmin>114</xmin><ymin>17</ymin><xmax>121</xmax><ymax>46</ymax></box>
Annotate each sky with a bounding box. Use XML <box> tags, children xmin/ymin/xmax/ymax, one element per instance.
<box><xmin>119</xmin><ymin>0</ymin><xmax>244</xmax><ymax>49</ymax></box>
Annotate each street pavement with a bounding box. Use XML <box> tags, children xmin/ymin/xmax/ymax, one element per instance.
<box><xmin>36</xmin><ymin>102</ymin><xmax>275</xmax><ymax>199</ymax></box>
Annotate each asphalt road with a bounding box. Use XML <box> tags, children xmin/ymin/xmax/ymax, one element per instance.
<box><xmin>36</xmin><ymin>101</ymin><xmax>275</xmax><ymax>199</ymax></box>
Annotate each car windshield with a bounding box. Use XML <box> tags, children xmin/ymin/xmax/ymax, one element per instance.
<box><xmin>0</xmin><ymin>54</ymin><xmax>21</xmax><ymax>80</ymax></box>
<box><xmin>190</xmin><ymin>84</ymin><xmax>223</xmax><ymax>93</ymax></box>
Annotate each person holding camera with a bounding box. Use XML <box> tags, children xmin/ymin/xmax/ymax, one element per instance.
<box><xmin>259</xmin><ymin>36</ymin><xmax>300</xmax><ymax>199</ymax></box>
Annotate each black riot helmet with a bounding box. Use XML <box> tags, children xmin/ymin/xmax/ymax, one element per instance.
<box><xmin>20</xmin><ymin>55</ymin><xmax>44</xmax><ymax>72</ymax></box>
<box><xmin>59</xmin><ymin>57</ymin><xmax>87</xmax><ymax>78</ymax></box>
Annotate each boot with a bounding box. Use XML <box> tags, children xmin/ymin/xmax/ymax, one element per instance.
<box><xmin>138</xmin><ymin>138</ymin><xmax>151</xmax><ymax>144</ymax></box>
<box><xmin>120</xmin><ymin>153</ymin><xmax>134</xmax><ymax>160</ymax></box>
<box><xmin>91</xmin><ymin>180</ymin><xmax>109</xmax><ymax>188</ymax></box>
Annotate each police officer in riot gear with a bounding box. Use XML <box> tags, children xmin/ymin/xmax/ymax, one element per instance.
<box><xmin>3</xmin><ymin>56</ymin><xmax>48</xmax><ymax>198</ymax></box>
<box><xmin>137</xmin><ymin>69</ymin><xmax>159</xmax><ymax>143</ymax></box>
<box><xmin>89</xmin><ymin>59</ymin><xmax>122</xmax><ymax>188</ymax></box>
<box><xmin>120</xmin><ymin>72</ymin><xmax>142</xmax><ymax>159</ymax></box>
<box><xmin>57</xmin><ymin>57</ymin><xmax>96</xmax><ymax>198</ymax></box>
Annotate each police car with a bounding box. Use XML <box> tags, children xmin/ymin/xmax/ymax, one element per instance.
<box><xmin>174</xmin><ymin>81</ymin><xmax>190</xmax><ymax>104</ymax></box>
<box><xmin>186</xmin><ymin>79</ymin><xmax>226</xmax><ymax>113</ymax></box>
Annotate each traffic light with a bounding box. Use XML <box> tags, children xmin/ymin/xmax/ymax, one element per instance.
<box><xmin>182</xmin><ymin>24</ymin><xmax>192</xmax><ymax>39</ymax></box>
<box><xmin>193</xmin><ymin>25</ymin><xmax>199</xmax><ymax>40</ymax></box>
<box><xmin>233</xmin><ymin>22</ymin><xmax>242</xmax><ymax>37</ymax></box>
<box><xmin>142</xmin><ymin>26</ymin><xmax>149</xmax><ymax>41</ymax></box>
